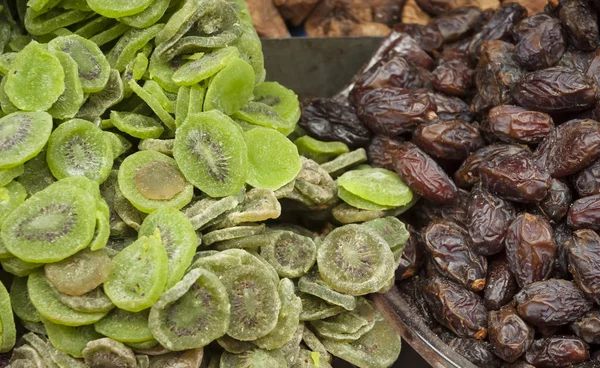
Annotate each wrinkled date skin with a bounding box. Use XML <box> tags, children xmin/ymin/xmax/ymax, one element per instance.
<box><xmin>538</xmin><ymin>179</ymin><xmax>573</xmax><ymax>222</ymax></box>
<box><xmin>454</xmin><ymin>143</ymin><xmax>531</xmax><ymax>188</ymax></box>
<box><xmin>423</xmin><ymin>276</ymin><xmax>488</xmax><ymax>339</ymax></box>
<box><xmin>415</xmin><ymin>0</ymin><xmax>468</xmax><ymax>16</ymax></box>
<box><xmin>432</xmin><ymin>6</ymin><xmax>482</xmax><ymax>43</ymax></box>
<box><xmin>484</xmin><ymin>258</ymin><xmax>519</xmax><ymax>310</ymax></box>
<box><xmin>432</xmin><ymin>50</ymin><xmax>474</xmax><ymax>97</ymax></box>
<box><xmin>552</xmin><ymin>222</ymin><xmax>573</xmax><ymax>279</ymax></box>
<box><xmin>475</xmin><ymin>40</ymin><xmax>525</xmax><ymax>107</ymax></box>
<box><xmin>557</xmin><ymin>0</ymin><xmax>600</xmax><ymax>51</ymax></box>
<box><xmin>486</xmin><ymin>105</ymin><xmax>555</xmax><ymax>144</ymax></box>
<box><xmin>448</xmin><ymin>338</ymin><xmax>502</xmax><ymax>367</ymax></box>
<box><xmin>355</xmin><ymin>87</ymin><xmax>437</xmax><ymax>136</ymax></box>
<box><xmin>396</xmin><ymin>224</ymin><xmax>425</xmax><ymax>280</ymax></box>
<box><xmin>557</xmin><ymin>50</ymin><xmax>595</xmax><ymax>72</ymax></box>
<box><xmin>515</xmin><ymin>279</ymin><xmax>594</xmax><ymax>326</ymax></box>
<box><xmin>412</xmin><ymin>189</ymin><xmax>470</xmax><ymax>227</ymax></box>
<box><xmin>412</xmin><ymin>119</ymin><xmax>484</xmax><ymax>161</ymax></box>
<box><xmin>367</xmin><ymin>135</ymin><xmax>402</xmax><ymax>171</ymax></box>
<box><xmin>384</xmin><ymin>32</ymin><xmax>435</xmax><ymax>71</ymax></box>
<box><xmin>467</xmin><ymin>183</ymin><xmax>516</xmax><ymax>255</ymax></box>
<box><xmin>423</xmin><ymin>220</ymin><xmax>488</xmax><ymax>291</ymax></box>
<box><xmin>299</xmin><ymin>98</ymin><xmax>372</xmax><ymax>148</ymax></box>
<box><xmin>571</xmin><ymin>311</ymin><xmax>600</xmax><ymax>344</ymax></box>
<box><xmin>428</xmin><ymin>92</ymin><xmax>474</xmax><ymax>122</ymax></box>
<box><xmin>393</xmin><ymin>142</ymin><xmax>458</xmax><ymax>204</ymax></box>
<box><xmin>568</xmin><ymin>195</ymin><xmax>600</xmax><ymax>231</ymax></box>
<box><xmin>548</xmin><ymin>119</ymin><xmax>600</xmax><ymax>178</ymax></box>
<box><xmin>574</xmin><ymin>160</ymin><xmax>600</xmax><ymax>197</ymax></box>
<box><xmin>514</xmin><ymin>14</ymin><xmax>566</xmax><ymax>70</ymax></box>
<box><xmin>393</xmin><ymin>23</ymin><xmax>443</xmax><ymax>53</ymax></box>
<box><xmin>513</xmin><ymin>67</ymin><xmax>597</xmax><ymax>113</ymax></box>
<box><xmin>524</xmin><ymin>336</ymin><xmax>590</xmax><ymax>367</ymax></box>
<box><xmin>488</xmin><ymin>309</ymin><xmax>535</xmax><ymax>363</ymax></box>
<box><xmin>479</xmin><ymin>154</ymin><xmax>551</xmax><ymax>203</ymax></box>
<box><xmin>505</xmin><ymin>213</ymin><xmax>557</xmax><ymax>288</ymax></box>
<box><xmin>568</xmin><ymin>229</ymin><xmax>600</xmax><ymax>304</ymax></box>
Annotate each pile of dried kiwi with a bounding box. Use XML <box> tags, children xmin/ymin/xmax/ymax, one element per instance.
<box><xmin>0</xmin><ymin>0</ymin><xmax>408</xmax><ymax>367</ymax></box>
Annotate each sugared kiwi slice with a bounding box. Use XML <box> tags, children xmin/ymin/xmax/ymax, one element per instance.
<box><xmin>10</xmin><ymin>277</ymin><xmax>41</xmax><ymax>323</ymax></box>
<box><xmin>0</xmin><ymin>181</ymin><xmax>27</xmax><ymax>227</ymax></box>
<box><xmin>46</xmin><ymin>119</ymin><xmax>114</xmax><ymax>184</ymax></box>
<box><xmin>309</xmin><ymin>298</ymin><xmax>377</xmax><ymax>342</ymax></box>
<box><xmin>56</xmin><ymin>287</ymin><xmax>115</xmax><ymax>313</ymax></box>
<box><xmin>294</xmin><ymin>136</ymin><xmax>349</xmax><ymax>164</ymax></box>
<box><xmin>302</xmin><ymin>326</ymin><xmax>332</xmax><ymax>363</ymax></box>
<box><xmin>0</xmin><ymin>281</ymin><xmax>16</xmax><ymax>353</ymax></box>
<box><xmin>337</xmin><ymin>168</ymin><xmax>413</xmax><ymax>208</ymax></box>
<box><xmin>261</xmin><ymin>231</ymin><xmax>317</xmax><ymax>279</ymax></box>
<box><xmin>47</xmin><ymin>51</ymin><xmax>85</xmax><ymax>120</ymax></box>
<box><xmin>42</xmin><ymin>318</ymin><xmax>103</xmax><ymax>358</ymax></box>
<box><xmin>118</xmin><ymin>0</ymin><xmax>169</xmax><ymax>29</ymax></box>
<box><xmin>107</xmin><ymin>24</ymin><xmax>163</xmax><ymax>72</ymax></box>
<box><xmin>172</xmin><ymin>46</ymin><xmax>240</xmax><ymax>86</ymax></box>
<box><xmin>118</xmin><ymin>150</ymin><xmax>194</xmax><ymax>213</ymax></box>
<box><xmin>138</xmin><ymin>207</ymin><xmax>198</xmax><ymax>289</ymax></box>
<box><xmin>149</xmin><ymin>267</ymin><xmax>230</xmax><ymax>351</ymax></box>
<box><xmin>1</xmin><ymin>182</ymin><xmax>96</xmax><ymax>263</ymax></box>
<box><xmin>232</xmin><ymin>102</ymin><xmax>295</xmax><ymax>136</ymax></box>
<box><xmin>203</xmin><ymin>58</ymin><xmax>255</xmax><ymax>116</ymax></box>
<box><xmin>75</xmin><ymin>69</ymin><xmax>125</xmax><ymax>122</ymax></box>
<box><xmin>184</xmin><ymin>195</ymin><xmax>241</xmax><ymax>231</ymax></box>
<box><xmin>0</xmin><ymin>257</ymin><xmax>43</xmax><ymax>277</ymax></box>
<box><xmin>173</xmin><ymin>110</ymin><xmax>248</xmax><ymax>198</ymax></box>
<box><xmin>110</xmin><ymin>111</ymin><xmax>164</xmax><ymax>140</ymax></box>
<box><xmin>148</xmin><ymin>53</ymin><xmax>185</xmax><ymax>94</ymax></box>
<box><xmin>129</xmin><ymin>79</ymin><xmax>176</xmax><ymax>131</ymax></box>
<box><xmin>0</xmin><ymin>165</ymin><xmax>24</xmax><ymax>187</ymax></box>
<box><xmin>17</xmin><ymin>150</ymin><xmax>55</xmax><ymax>196</ymax></box>
<box><xmin>94</xmin><ymin>309</ymin><xmax>153</xmax><ymax>343</ymax></box>
<box><xmin>338</xmin><ymin>187</ymin><xmax>394</xmax><ymax>211</ymax></box>
<box><xmin>0</xmin><ymin>111</ymin><xmax>53</xmax><ymax>169</ymax></box>
<box><xmin>219</xmin><ymin>349</ymin><xmax>287</xmax><ymax>368</ymax></box>
<box><xmin>298</xmin><ymin>270</ymin><xmax>356</xmax><ymax>312</ymax></box>
<box><xmin>253</xmin><ymin>82</ymin><xmax>301</xmax><ymax>124</ymax></box>
<box><xmin>86</xmin><ymin>0</ymin><xmax>154</xmax><ymax>18</ymax></box>
<box><xmin>81</xmin><ymin>338</ymin><xmax>137</xmax><ymax>368</ymax></box>
<box><xmin>147</xmin><ymin>349</ymin><xmax>204</xmax><ymax>367</ymax></box>
<box><xmin>217</xmin><ymin>335</ymin><xmax>255</xmax><ymax>354</ymax></box>
<box><xmin>44</xmin><ymin>248</ymin><xmax>112</xmax><ymax>296</ymax></box>
<box><xmin>363</xmin><ymin>217</ymin><xmax>410</xmax><ymax>251</ymax></box>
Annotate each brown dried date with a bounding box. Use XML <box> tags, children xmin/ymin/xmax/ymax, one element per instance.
<box><xmin>411</xmin><ymin>188</ymin><xmax>470</xmax><ymax>227</ymax></box>
<box><xmin>571</xmin><ymin>311</ymin><xmax>600</xmax><ymax>344</ymax></box>
<box><xmin>568</xmin><ymin>229</ymin><xmax>600</xmax><ymax>304</ymax></box>
<box><xmin>548</xmin><ymin>119</ymin><xmax>600</xmax><ymax>177</ymax></box>
<box><xmin>415</xmin><ymin>0</ymin><xmax>469</xmax><ymax>16</ymax></box>
<box><xmin>486</xmin><ymin>105</ymin><xmax>554</xmax><ymax>144</ymax></box>
<box><xmin>537</xmin><ymin>179</ymin><xmax>572</xmax><ymax>222</ymax></box>
<box><xmin>431</xmin><ymin>54</ymin><xmax>474</xmax><ymax>97</ymax></box>
<box><xmin>557</xmin><ymin>50</ymin><xmax>595</xmax><ymax>73</ymax></box>
<box><xmin>505</xmin><ymin>213</ymin><xmax>557</xmax><ymax>288</ymax></box>
<box><xmin>432</xmin><ymin>6</ymin><xmax>483</xmax><ymax>43</ymax></box>
<box><xmin>423</xmin><ymin>220</ymin><xmax>488</xmax><ymax>291</ymax></box>
<box><xmin>393</xmin><ymin>23</ymin><xmax>443</xmax><ymax>52</ymax></box>
<box><xmin>484</xmin><ymin>257</ymin><xmax>519</xmax><ymax>310</ymax></box>
<box><xmin>574</xmin><ymin>160</ymin><xmax>600</xmax><ymax>197</ymax></box>
<box><xmin>488</xmin><ymin>308</ymin><xmax>535</xmax><ymax>363</ymax></box>
<box><xmin>423</xmin><ymin>276</ymin><xmax>488</xmax><ymax>339</ymax></box>
<box><xmin>367</xmin><ymin>135</ymin><xmax>401</xmax><ymax>171</ymax></box>
<box><xmin>428</xmin><ymin>92</ymin><xmax>475</xmax><ymax>122</ymax></box>
<box><xmin>515</xmin><ymin>279</ymin><xmax>593</xmax><ymax>326</ymax></box>
<box><xmin>355</xmin><ymin>87</ymin><xmax>437</xmax><ymax>136</ymax></box>
<box><xmin>448</xmin><ymin>338</ymin><xmax>502</xmax><ymax>367</ymax></box>
<box><xmin>299</xmin><ymin>98</ymin><xmax>372</xmax><ymax>148</ymax></box>
<box><xmin>524</xmin><ymin>336</ymin><xmax>590</xmax><ymax>367</ymax></box>
<box><xmin>513</xmin><ymin>67</ymin><xmax>597</xmax><ymax>113</ymax></box>
<box><xmin>467</xmin><ymin>183</ymin><xmax>516</xmax><ymax>255</ymax></box>
<box><xmin>479</xmin><ymin>154</ymin><xmax>551</xmax><ymax>203</ymax></box>
<box><xmin>552</xmin><ymin>222</ymin><xmax>572</xmax><ymax>279</ymax></box>
<box><xmin>568</xmin><ymin>195</ymin><xmax>600</xmax><ymax>231</ymax></box>
<box><xmin>384</xmin><ymin>32</ymin><xmax>435</xmax><ymax>71</ymax></box>
<box><xmin>412</xmin><ymin>120</ymin><xmax>484</xmax><ymax>161</ymax></box>
<box><xmin>557</xmin><ymin>0</ymin><xmax>600</xmax><ymax>51</ymax></box>
<box><xmin>395</xmin><ymin>224</ymin><xmax>425</xmax><ymax>280</ymax></box>
<box><xmin>392</xmin><ymin>141</ymin><xmax>459</xmax><ymax>204</ymax></box>
<box><xmin>514</xmin><ymin>14</ymin><xmax>566</xmax><ymax>70</ymax></box>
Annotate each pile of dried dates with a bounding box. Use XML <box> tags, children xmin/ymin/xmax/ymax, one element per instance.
<box><xmin>299</xmin><ymin>1</ymin><xmax>600</xmax><ymax>367</ymax></box>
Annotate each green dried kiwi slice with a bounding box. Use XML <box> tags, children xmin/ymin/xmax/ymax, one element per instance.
<box><xmin>42</xmin><ymin>318</ymin><xmax>103</xmax><ymax>358</ymax></box>
<box><xmin>86</xmin><ymin>0</ymin><xmax>154</xmax><ymax>18</ymax></box>
<box><xmin>90</xmin><ymin>200</ymin><xmax>110</xmax><ymax>251</ymax></box>
<box><xmin>12</xmin><ymin>345</ymin><xmax>46</xmax><ymax>368</ymax></box>
<box><xmin>320</xmin><ymin>148</ymin><xmax>368</xmax><ymax>177</ymax></box>
<box><xmin>129</xmin><ymin>79</ymin><xmax>176</xmax><ymax>131</ymax></box>
<box><xmin>89</xmin><ymin>23</ymin><xmax>131</xmax><ymax>47</ymax></box>
<box><xmin>154</xmin><ymin>0</ymin><xmax>203</xmax><ymax>46</ymax></box>
<box><xmin>298</xmin><ymin>270</ymin><xmax>356</xmax><ymax>311</ymax></box>
<box><xmin>24</xmin><ymin>8</ymin><xmax>89</xmax><ymax>36</ymax></box>
<box><xmin>138</xmin><ymin>139</ymin><xmax>174</xmax><ymax>156</ymax></box>
<box><xmin>337</xmin><ymin>168</ymin><xmax>413</xmax><ymax>208</ymax></box>
<box><xmin>0</xmin><ymin>181</ymin><xmax>27</xmax><ymax>227</ymax></box>
<box><xmin>332</xmin><ymin>203</ymin><xmax>384</xmax><ymax>224</ymax></box>
<box><xmin>184</xmin><ymin>195</ymin><xmax>241</xmax><ymax>231</ymax></box>
<box><xmin>4</xmin><ymin>41</ymin><xmax>64</xmax><ymax>111</ymax></box>
<box><xmin>48</xmin><ymin>51</ymin><xmax>85</xmax><ymax>120</ymax></box>
<box><xmin>49</xmin><ymin>176</ymin><xmax>101</xmax><ymax>201</ymax></box>
<box><xmin>203</xmin><ymin>58</ymin><xmax>255</xmax><ymax>116</ymax></box>
<box><xmin>1</xmin><ymin>184</ymin><xmax>96</xmax><ymax>263</ymax></box>
<box><xmin>105</xmin><ymin>132</ymin><xmax>126</xmax><ymax>160</ymax></box>
<box><xmin>149</xmin><ymin>267</ymin><xmax>230</xmax><ymax>351</ymax></box>
<box><xmin>253</xmin><ymin>82</ymin><xmax>301</xmax><ymax>124</ymax></box>
<box><xmin>147</xmin><ymin>349</ymin><xmax>204</xmax><ymax>367</ymax></box>
<box><xmin>0</xmin><ymin>76</ymin><xmax>18</xmax><ymax>115</ymax></box>
<box><xmin>74</xmin><ymin>16</ymin><xmax>115</xmax><ymax>38</ymax></box>
<box><xmin>148</xmin><ymin>53</ymin><xmax>185</xmax><ymax>94</ymax></box>
<box><xmin>187</xmin><ymin>252</ymin><xmax>242</xmax><ymax>275</ymax></box>
<box><xmin>61</xmin><ymin>0</ymin><xmax>91</xmax><ymax>11</ymax></box>
<box><xmin>46</xmin><ymin>119</ymin><xmax>113</xmax><ymax>184</ymax></box>
<box><xmin>274</xmin><ymin>322</ymin><xmax>304</xmax><ymax>366</ymax></box>
<box><xmin>244</xmin><ymin>127</ymin><xmax>302</xmax><ymax>191</ymax></box>
<box><xmin>27</xmin><ymin>271</ymin><xmax>108</xmax><ymax>326</ymax></box>
<box><xmin>186</xmin><ymin>82</ymin><xmax>207</xmax><ymax>118</ymax></box>
<box><xmin>220</xmin><ymin>349</ymin><xmax>287</xmax><ymax>368</ymax></box>
<box><xmin>47</xmin><ymin>35</ymin><xmax>110</xmax><ymax>94</ymax></box>
<box><xmin>23</xmin><ymin>331</ymin><xmax>89</xmax><ymax>368</ymax></box>
<box><xmin>118</xmin><ymin>150</ymin><xmax>194</xmax><ymax>213</ymax></box>
<box><xmin>175</xmin><ymin>85</ymin><xmax>191</xmax><ymax>127</ymax></box>
<box><xmin>291</xmin><ymin>350</ymin><xmax>331</xmax><ymax>368</ymax></box>
<box><xmin>82</xmin><ymin>338</ymin><xmax>137</xmax><ymax>368</ymax></box>
<box><xmin>1</xmin><ymin>257</ymin><xmax>43</xmax><ymax>277</ymax></box>
<box><xmin>232</xmin><ymin>19</ymin><xmax>266</xmax><ymax>86</ymax></box>
<box><xmin>118</xmin><ymin>0</ymin><xmax>169</xmax><ymax>28</ymax></box>
<box><xmin>76</xmin><ymin>69</ymin><xmax>125</xmax><ymax>122</ymax></box>
<box><xmin>17</xmin><ymin>150</ymin><xmax>55</xmax><ymax>196</ymax></box>
<box><xmin>172</xmin><ymin>46</ymin><xmax>240</xmax><ymax>86</ymax></box>
<box><xmin>294</xmin><ymin>136</ymin><xmax>349</xmax><ymax>164</ymax></box>
<box><xmin>113</xmin><ymin>185</ymin><xmax>146</xmax><ymax>232</ymax></box>
<box><xmin>0</xmin><ymin>111</ymin><xmax>53</xmax><ymax>169</ymax></box>
<box><xmin>20</xmin><ymin>320</ymin><xmax>47</xmax><ymax>336</ymax></box>
<box><xmin>310</xmin><ymin>298</ymin><xmax>376</xmax><ymax>338</ymax></box>
<box><xmin>217</xmin><ymin>335</ymin><xmax>256</xmax><ymax>354</ymax></box>
<box><xmin>214</xmin><ymin>233</ymin><xmax>276</xmax><ymax>251</ymax></box>
<box><xmin>122</xmin><ymin>52</ymin><xmax>149</xmax><ymax>98</ymax></box>
<box><xmin>125</xmin><ymin>339</ymin><xmax>158</xmax><ymax>350</ymax></box>
<box><xmin>10</xmin><ymin>277</ymin><xmax>41</xmax><ymax>323</ymax></box>
<box><xmin>260</xmin><ymin>231</ymin><xmax>316</xmax><ymax>279</ymax></box>
<box><xmin>214</xmin><ymin>188</ymin><xmax>281</xmax><ymax>229</ymax></box>
<box><xmin>321</xmin><ymin>315</ymin><xmax>401</xmax><ymax>368</ymax></box>
<box><xmin>202</xmin><ymin>224</ymin><xmax>266</xmax><ymax>246</ymax></box>
<box><xmin>221</xmin><ymin>265</ymin><xmax>280</xmax><ymax>341</ymax></box>
<box><xmin>363</xmin><ymin>217</ymin><xmax>410</xmax><ymax>251</ymax></box>
<box><xmin>0</xmin><ymin>237</ymin><xmax>11</xmax><ymax>259</ymax></box>
<box><xmin>173</xmin><ymin>110</ymin><xmax>248</xmax><ymax>198</ymax></box>
<box><xmin>136</xmin><ymin>354</ymin><xmax>149</xmax><ymax>368</ymax></box>
<box><xmin>138</xmin><ymin>207</ymin><xmax>198</xmax><ymax>289</ymax></box>
<box><xmin>111</xmin><ymin>111</ymin><xmax>164</xmax><ymax>140</ymax></box>
<box><xmin>317</xmin><ymin>224</ymin><xmax>395</xmax><ymax>296</ymax></box>
<box><xmin>104</xmin><ymin>231</ymin><xmax>168</xmax><ymax>312</ymax></box>
<box><xmin>0</xmin><ymin>165</ymin><xmax>23</xmax><ymax>187</ymax></box>
<box><xmin>143</xmin><ymin>80</ymin><xmax>175</xmax><ymax>114</ymax></box>
<box><xmin>57</xmin><ymin>287</ymin><xmax>115</xmax><ymax>313</ymax></box>
<box><xmin>338</xmin><ymin>187</ymin><xmax>394</xmax><ymax>211</ymax></box>
<box><xmin>301</xmin><ymin>326</ymin><xmax>332</xmax><ymax>363</ymax></box>
<box><xmin>44</xmin><ymin>248</ymin><xmax>112</xmax><ymax>296</ymax></box>
<box><xmin>231</xmin><ymin>102</ymin><xmax>294</xmax><ymax>135</ymax></box>
<box><xmin>0</xmin><ymin>52</ymin><xmax>16</xmax><ymax>75</ymax></box>
<box><xmin>94</xmin><ymin>309</ymin><xmax>153</xmax><ymax>343</ymax></box>
<box><xmin>107</xmin><ymin>24</ymin><xmax>163</xmax><ymax>72</ymax></box>
<box><xmin>255</xmin><ymin>278</ymin><xmax>302</xmax><ymax>350</ymax></box>
<box><xmin>28</xmin><ymin>0</ymin><xmax>61</xmax><ymax>12</ymax></box>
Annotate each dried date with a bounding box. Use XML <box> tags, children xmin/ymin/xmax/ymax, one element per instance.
<box><xmin>557</xmin><ymin>50</ymin><xmax>595</xmax><ymax>72</ymax></box>
<box><xmin>385</xmin><ymin>32</ymin><xmax>435</xmax><ymax>70</ymax></box>
<box><xmin>396</xmin><ymin>224</ymin><xmax>425</xmax><ymax>280</ymax></box>
<box><xmin>548</xmin><ymin>119</ymin><xmax>600</xmax><ymax>177</ymax></box>
<box><xmin>367</xmin><ymin>135</ymin><xmax>401</xmax><ymax>171</ymax></box>
<box><xmin>489</xmin><ymin>308</ymin><xmax>535</xmax><ymax>363</ymax></box>
<box><xmin>432</xmin><ymin>49</ymin><xmax>474</xmax><ymax>97</ymax></box>
<box><xmin>475</xmin><ymin>40</ymin><xmax>525</xmax><ymax>106</ymax></box>
<box><xmin>484</xmin><ymin>257</ymin><xmax>519</xmax><ymax>310</ymax></box>
<box><xmin>557</xmin><ymin>0</ymin><xmax>599</xmax><ymax>51</ymax></box>
<box><xmin>538</xmin><ymin>179</ymin><xmax>572</xmax><ymax>222</ymax></box>
<box><xmin>428</xmin><ymin>92</ymin><xmax>475</xmax><ymax>122</ymax></box>
<box><xmin>568</xmin><ymin>195</ymin><xmax>600</xmax><ymax>231</ymax></box>
<box><xmin>412</xmin><ymin>120</ymin><xmax>484</xmax><ymax>161</ymax></box>
<box><xmin>568</xmin><ymin>229</ymin><xmax>600</xmax><ymax>304</ymax></box>
<box><xmin>448</xmin><ymin>338</ymin><xmax>502</xmax><ymax>367</ymax></box>
<box><xmin>514</xmin><ymin>14</ymin><xmax>566</xmax><ymax>70</ymax></box>
<box><xmin>571</xmin><ymin>311</ymin><xmax>600</xmax><ymax>345</ymax></box>
<box><xmin>486</xmin><ymin>105</ymin><xmax>554</xmax><ymax>144</ymax></box>
<box><xmin>574</xmin><ymin>160</ymin><xmax>600</xmax><ymax>197</ymax></box>
<box><xmin>432</xmin><ymin>6</ymin><xmax>483</xmax><ymax>43</ymax></box>
<box><xmin>393</xmin><ymin>23</ymin><xmax>443</xmax><ymax>52</ymax></box>
<box><xmin>524</xmin><ymin>336</ymin><xmax>590</xmax><ymax>367</ymax></box>
<box><xmin>552</xmin><ymin>222</ymin><xmax>572</xmax><ymax>279</ymax></box>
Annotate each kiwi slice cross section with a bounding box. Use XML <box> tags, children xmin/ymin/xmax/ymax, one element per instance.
<box><xmin>0</xmin><ymin>111</ymin><xmax>53</xmax><ymax>169</ymax></box>
<box><xmin>94</xmin><ymin>308</ymin><xmax>153</xmax><ymax>343</ymax></box>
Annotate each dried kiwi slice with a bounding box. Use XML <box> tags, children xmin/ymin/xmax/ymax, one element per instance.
<box><xmin>147</xmin><ymin>349</ymin><xmax>204</xmax><ymax>367</ymax></box>
<box><xmin>332</xmin><ymin>203</ymin><xmax>384</xmax><ymax>224</ymax></box>
<box><xmin>184</xmin><ymin>195</ymin><xmax>241</xmax><ymax>231</ymax></box>
<box><xmin>1</xmin><ymin>257</ymin><xmax>43</xmax><ymax>277</ymax></box>
<box><xmin>337</xmin><ymin>168</ymin><xmax>413</xmax><ymax>208</ymax></box>
<box><xmin>220</xmin><ymin>349</ymin><xmax>287</xmax><ymax>368</ymax></box>
<box><xmin>82</xmin><ymin>338</ymin><xmax>137</xmax><ymax>368</ymax></box>
<box><xmin>129</xmin><ymin>79</ymin><xmax>176</xmax><ymax>131</ymax></box>
<box><xmin>2</xmin><ymin>183</ymin><xmax>96</xmax><ymax>263</ymax></box>
<box><xmin>11</xmin><ymin>344</ymin><xmax>46</xmax><ymax>368</ymax></box>
<box><xmin>27</xmin><ymin>271</ymin><xmax>108</xmax><ymax>326</ymax></box>
<box><xmin>47</xmin><ymin>51</ymin><xmax>85</xmax><ymax>120</ymax></box>
<box><xmin>0</xmin><ymin>112</ymin><xmax>53</xmax><ymax>169</ymax></box>
<box><xmin>310</xmin><ymin>298</ymin><xmax>377</xmax><ymax>342</ymax></box>
<box><xmin>298</xmin><ymin>270</ymin><xmax>356</xmax><ymax>311</ymax></box>
<box><xmin>0</xmin><ymin>280</ymin><xmax>15</xmax><ymax>353</ymax></box>
<box><xmin>172</xmin><ymin>46</ymin><xmax>240</xmax><ymax>86</ymax></box>
<box><xmin>203</xmin><ymin>224</ymin><xmax>266</xmax><ymax>246</ymax></box>
<box><xmin>111</xmin><ymin>111</ymin><xmax>164</xmax><ymax>140</ymax></box>
<box><xmin>75</xmin><ymin>69</ymin><xmax>125</xmax><ymax>122</ymax></box>
<box><xmin>107</xmin><ymin>24</ymin><xmax>163</xmax><ymax>72</ymax></box>
<box><xmin>245</xmin><ymin>127</ymin><xmax>302</xmax><ymax>191</ymax></box>
<box><xmin>86</xmin><ymin>0</ymin><xmax>154</xmax><ymax>18</ymax></box>
<box><xmin>94</xmin><ymin>309</ymin><xmax>153</xmax><ymax>343</ymax></box>
<box><xmin>42</xmin><ymin>318</ymin><xmax>103</xmax><ymax>358</ymax></box>
<box><xmin>173</xmin><ymin>111</ymin><xmax>248</xmax><ymax>198</ymax></box>
<box><xmin>4</xmin><ymin>41</ymin><xmax>64</xmax><ymax>111</ymax></box>
<box><xmin>10</xmin><ymin>277</ymin><xmax>41</xmax><ymax>323</ymax></box>
<box><xmin>232</xmin><ymin>102</ymin><xmax>294</xmax><ymax>135</ymax></box>
<box><xmin>118</xmin><ymin>0</ymin><xmax>169</xmax><ymax>28</ymax></box>
<box><xmin>46</xmin><ymin>119</ymin><xmax>114</xmax><ymax>184</ymax></box>
<box><xmin>138</xmin><ymin>207</ymin><xmax>198</xmax><ymax>289</ymax></box>
<box><xmin>118</xmin><ymin>150</ymin><xmax>194</xmax><ymax>213</ymax></box>
<box><xmin>294</xmin><ymin>136</ymin><xmax>349</xmax><ymax>164</ymax></box>
<box><xmin>253</xmin><ymin>82</ymin><xmax>301</xmax><ymax>124</ymax></box>
<box><xmin>148</xmin><ymin>53</ymin><xmax>185</xmax><ymax>94</ymax></box>
<box><xmin>187</xmin><ymin>252</ymin><xmax>242</xmax><ymax>275</ymax></box>
<box><xmin>260</xmin><ymin>231</ymin><xmax>317</xmax><ymax>279</ymax></box>
<box><xmin>363</xmin><ymin>217</ymin><xmax>410</xmax><ymax>251</ymax></box>
<box><xmin>104</xmin><ymin>231</ymin><xmax>168</xmax><ymax>312</ymax></box>
<box><xmin>213</xmin><ymin>188</ymin><xmax>281</xmax><ymax>229</ymax></box>
<box><xmin>57</xmin><ymin>287</ymin><xmax>115</xmax><ymax>313</ymax></box>
<box><xmin>217</xmin><ymin>335</ymin><xmax>256</xmax><ymax>354</ymax></box>
<box><xmin>17</xmin><ymin>150</ymin><xmax>55</xmax><ymax>196</ymax></box>
<box><xmin>301</xmin><ymin>326</ymin><xmax>332</xmax><ymax>363</ymax></box>
<box><xmin>0</xmin><ymin>181</ymin><xmax>27</xmax><ymax>227</ymax></box>
<box><xmin>203</xmin><ymin>58</ymin><xmax>255</xmax><ymax>115</ymax></box>
<box><xmin>321</xmin><ymin>148</ymin><xmax>368</xmax><ymax>177</ymax></box>
<box><xmin>149</xmin><ymin>267</ymin><xmax>230</xmax><ymax>351</ymax></box>
<box><xmin>338</xmin><ymin>187</ymin><xmax>394</xmax><ymax>211</ymax></box>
